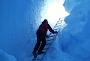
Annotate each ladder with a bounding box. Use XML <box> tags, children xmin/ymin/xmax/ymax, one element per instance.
<box><xmin>32</xmin><ymin>18</ymin><xmax>63</xmax><ymax>61</ymax></box>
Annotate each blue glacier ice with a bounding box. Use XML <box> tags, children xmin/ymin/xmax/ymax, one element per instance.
<box><xmin>0</xmin><ymin>49</ymin><xmax>17</xmax><ymax>61</ymax></box>
<box><xmin>0</xmin><ymin>0</ymin><xmax>90</xmax><ymax>61</ymax></box>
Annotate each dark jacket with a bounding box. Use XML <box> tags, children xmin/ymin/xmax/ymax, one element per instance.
<box><xmin>37</xmin><ymin>22</ymin><xmax>54</xmax><ymax>36</ymax></box>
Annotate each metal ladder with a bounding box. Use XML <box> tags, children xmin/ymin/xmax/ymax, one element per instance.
<box><xmin>32</xmin><ymin>18</ymin><xmax>63</xmax><ymax>61</ymax></box>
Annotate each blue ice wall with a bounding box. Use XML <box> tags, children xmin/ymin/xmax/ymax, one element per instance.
<box><xmin>60</xmin><ymin>0</ymin><xmax>90</xmax><ymax>61</ymax></box>
<box><xmin>0</xmin><ymin>0</ymin><xmax>30</xmax><ymax>60</ymax></box>
<box><xmin>0</xmin><ymin>49</ymin><xmax>17</xmax><ymax>61</ymax></box>
<box><xmin>0</xmin><ymin>0</ymin><xmax>28</xmax><ymax>51</ymax></box>
<box><xmin>1</xmin><ymin>0</ymin><xmax>90</xmax><ymax>61</ymax></box>
<box><xmin>63</xmin><ymin>0</ymin><xmax>82</xmax><ymax>13</ymax></box>
<box><xmin>0</xmin><ymin>0</ymin><xmax>44</xmax><ymax>61</ymax></box>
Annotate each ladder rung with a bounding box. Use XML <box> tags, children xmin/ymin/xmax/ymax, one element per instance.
<box><xmin>47</xmin><ymin>36</ymin><xmax>54</xmax><ymax>39</ymax></box>
<box><xmin>44</xmin><ymin>47</ymin><xmax>49</xmax><ymax>50</ymax></box>
<box><xmin>54</xmin><ymin>29</ymin><xmax>58</xmax><ymax>30</ymax></box>
<box><xmin>47</xmin><ymin>38</ymin><xmax>55</xmax><ymax>41</ymax></box>
<box><xmin>49</xmin><ymin>35</ymin><xmax>55</xmax><ymax>37</ymax></box>
<box><xmin>54</xmin><ymin>25</ymin><xmax>61</xmax><ymax>28</ymax></box>
<box><xmin>46</xmin><ymin>42</ymin><xmax>51</xmax><ymax>45</ymax></box>
<box><xmin>47</xmin><ymin>38</ymin><xmax>54</xmax><ymax>41</ymax></box>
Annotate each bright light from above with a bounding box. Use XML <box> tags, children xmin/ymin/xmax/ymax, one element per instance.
<box><xmin>40</xmin><ymin>0</ymin><xmax>69</xmax><ymax>29</ymax></box>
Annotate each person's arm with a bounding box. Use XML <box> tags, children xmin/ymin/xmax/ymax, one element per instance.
<box><xmin>48</xmin><ymin>24</ymin><xmax>57</xmax><ymax>34</ymax></box>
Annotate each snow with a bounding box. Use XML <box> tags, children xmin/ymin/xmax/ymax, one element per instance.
<box><xmin>0</xmin><ymin>0</ymin><xmax>90</xmax><ymax>61</ymax></box>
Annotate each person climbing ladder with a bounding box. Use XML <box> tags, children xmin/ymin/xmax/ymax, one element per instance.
<box><xmin>32</xmin><ymin>19</ymin><xmax>57</xmax><ymax>57</ymax></box>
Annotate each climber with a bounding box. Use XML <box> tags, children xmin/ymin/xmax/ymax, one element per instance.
<box><xmin>33</xmin><ymin>19</ymin><xmax>57</xmax><ymax>57</ymax></box>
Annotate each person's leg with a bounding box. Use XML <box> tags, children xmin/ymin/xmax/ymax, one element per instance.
<box><xmin>38</xmin><ymin>36</ymin><xmax>46</xmax><ymax>54</ymax></box>
<box><xmin>33</xmin><ymin>34</ymin><xmax>41</xmax><ymax>54</ymax></box>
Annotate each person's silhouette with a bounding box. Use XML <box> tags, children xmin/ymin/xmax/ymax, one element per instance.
<box><xmin>33</xmin><ymin>19</ymin><xmax>57</xmax><ymax>56</ymax></box>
